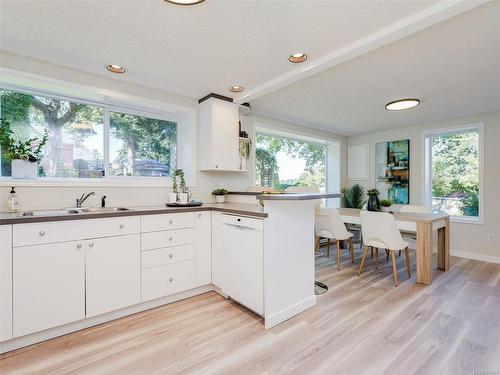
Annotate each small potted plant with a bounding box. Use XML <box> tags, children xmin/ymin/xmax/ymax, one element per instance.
<box><xmin>0</xmin><ymin>118</ymin><xmax>49</xmax><ymax>179</ymax></box>
<box><xmin>380</xmin><ymin>199</ymin><xmax>393</xmax><ymax>212</ymax></box>
<box><xmin>366</xmin><ymin>188</ymin><xmax>381</xmax><ymax>212</ymax></box>
<box><xmin>212</xmin><ymin>188</ymin><xmax>228</xmax><ymax>203</ymax></box>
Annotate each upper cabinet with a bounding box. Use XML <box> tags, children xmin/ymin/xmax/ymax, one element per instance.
<box><xmin>198</xmin><ymin>96</ymin><xmax>241</xmax><ymax>171</ymax></box>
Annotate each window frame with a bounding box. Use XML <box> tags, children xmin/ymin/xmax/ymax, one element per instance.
<box><xmin>0</xmin><ymin>86</ymin><xmax>182</xmax><ymax>186</ymax></box>
<box><xmin>422</xmin><ymin>122</ymin><xmax>484</xmax><ymax>224</ymax></box>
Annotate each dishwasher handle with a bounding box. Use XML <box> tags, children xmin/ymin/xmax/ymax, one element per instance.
<box><xmin>224</xmin><ymin>223</ymin><xmax>257</xmax><ymax>231</ymax></box>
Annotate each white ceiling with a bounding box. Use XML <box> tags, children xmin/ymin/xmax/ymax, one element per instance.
<box><xmin>1</xmin><ymin>0</ymin><xmax>498</xmax><ymax>136</ymax></box>
<box><xmin>250</xmin><ymin>1</ymin><xmax>500</xmax><ymax>135</ymax></box>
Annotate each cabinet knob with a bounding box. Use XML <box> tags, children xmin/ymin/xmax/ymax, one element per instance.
<box><xmin>76</xmin><ymin>244</ymin><xmax>82</xmax><ymax>249</ymax></box>
<box><xmin>198</xmin><ymin>213</ymin><xmax>201</xmax><ymax>218</ymax></box>
<box><xmin>89</xmin><ymin>242</ymin><xmax>94</xmax><ymax>247</ymax></box>
<box><xmin>215</xmin><ymin>165</ymin><xmax>218</xmax><ymax>168</ymax></box>
<box><xmin>119</xmin><ymin>224</ymin><xmax>124</xmax><ymax>229</ymax></box>
<box><xmin>169</xmin><ymin>277</ymin><xmax>173</xmax><ymax>282</ymax></box>
<box><xmin>169</xmin><ymin>220</ymin><xmax>173</xmax><ymax>225</ymax></box>
<box><xmin>169</xmin><ymin>254</ymin><xmax>173</xmax><ymax>258</ymax></box>
<box><xmin>39</xmin><ymin>230</ymin><xmax>46</xmax><ymax>237</ymax></box>
<box><xmin>169</xmin><ymin>237</ymin><xmax>173</xmax><ymax>242</ymax></box>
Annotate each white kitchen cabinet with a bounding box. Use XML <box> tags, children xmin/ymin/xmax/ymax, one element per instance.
<box><xmin>212</xmin><ymin>213</ymin><xmax>264</xmax><ymax>315</ymax></box>
<box><xmin>85</xmin><ymin>234</ymin><xmax>141</xmax><ymax>318</ymax></box>
<box><xmin>142</xmin><ymin>260</ymin><xmax>196</xmax><ymax>302</ymax></box>
<box><xmin>0</xmin><ymin>225</ymin><xmax>12</xmax><ymax>342</ymax></box>
<box><xmin>13</xmin><ymin>241</ymin><xmax>85</xmax><ymax>337</ymax></box>
<box><xmin>198</xmin><ymin>97</ymin><xmax>240</xmax><ymax>171</ymax></box>
<box><xmin>195</xmin><ymin>211</ymin><xmax>211</xmax><ymax>286</ymax></box>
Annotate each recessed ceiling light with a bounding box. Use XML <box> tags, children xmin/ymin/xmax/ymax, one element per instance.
<box><xmin>229</xmin><ymin>86</ymin><xmax>244</xmax><ymax>93</ymax></box>
<box><xmin>385</xmin><ymin>99</ymin><xmax>420</xmax><ymax>111</ymax></box>
<box><xmin>288</xmin><ymin>53</ymin><xmax>308</xmax><ymax>63</ymax></box>
<box><xmin>164</xmin><ymin>0</ymin><xmax>206</xmax><ymax>5</ymax></box>
<box><xmin>106</xmin><ymin>64</ymin><xmax>127</xmax><ymax>74</ymax></box>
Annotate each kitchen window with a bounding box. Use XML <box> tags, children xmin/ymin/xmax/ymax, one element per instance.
<box><xmin>423</xmin><ymin>124</ymin><xmax>483</xmax><ymax>222</ymax></box>
<box><xmin>0</xmin><ymin>89</ymin><xmax>178</xmax><ymax>179</ymax></box>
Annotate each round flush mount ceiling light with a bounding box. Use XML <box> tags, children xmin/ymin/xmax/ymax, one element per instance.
<box><xmin>288</xmin><ymin>53</ymin><xmax>308</xmax><ymax>63</ymax></box>
<box><xmin>229</xmin><ymin>86</ymin><xmax>244</xmax><ymax>93</ymax></box>
<box><xmin>385</xmin><ymin>98</ymin><xmax>420</xmax><ymax>111</ymax></box>
<box><xmin>106</xmin><ymin>64</ymin><xmax>127</xmax><ymax>74</ymax></box>
<box><xmin>164</xmin><ymin>0</ymin><xmax>206</xmax><ymax>5</ymax></box>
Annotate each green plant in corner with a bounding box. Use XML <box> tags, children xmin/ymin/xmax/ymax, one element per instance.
<box><xmin>211</xmin><ymin>188</ymin><xmax>228</xmax><ymax>196</ymax></box>
<box><xmin>341</xmin><ymin>184</ymin><xmax>365</xmax><ymax>208</ymax></box>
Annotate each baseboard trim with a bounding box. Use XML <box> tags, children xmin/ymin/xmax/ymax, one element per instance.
<box><xmin>451</xmin><ymin>250</ymin><xmax>500</xmax><ymax>264</ymax></box>
<box><xmin>0</xmin><ymin>284</ymin><xmax>214</xmax><ymax>354</ymax></box>
<box><xmin>264</xmin><ymin>295</ymin><xmax>317</xmax><ymax>329</ymax></box>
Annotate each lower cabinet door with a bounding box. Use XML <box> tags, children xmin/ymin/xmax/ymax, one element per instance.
<box><xmin>13</xmin><ymin>241</ymin><xmax>85</xmax><ymax>337</ymax></box>
<box><xmin>142</xmin><ymin>260</ymin><xmax>196</xmax><ymax>302</ymax></box>
<box><xmin>86</xmin><ymin>234</ymin><xmax>141</xmax><ymax>318</ymax></box>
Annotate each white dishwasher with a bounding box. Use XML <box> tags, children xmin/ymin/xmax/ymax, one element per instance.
<box><xmin>212</xmin><ymin>213</ymin><xmax>264</xmax><ymax>315</ymax></box>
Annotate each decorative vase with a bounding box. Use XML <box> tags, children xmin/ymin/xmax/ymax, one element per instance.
<box><xmin>367</xmin><ymin>194</ymin><xmax>381</xmax><ymax>212</ymax></box>
<box><xmin>168</xmin><ymin>192</ymin><xmax>178</xmax><ymax>203</ymax></box>
<box><xmin>215</xmin><ymin>195</ymin><xmax>225</xmax><ymax>203</ymax></box>
<box><xmin>11</xmin><ymin>160</ymin><xmax>38</xmax><ymax>179</ymax></box>
<box><xmin>240</xmin><ymin>157</ymin><xmax>247</xmax><ymax>171</ymax></box>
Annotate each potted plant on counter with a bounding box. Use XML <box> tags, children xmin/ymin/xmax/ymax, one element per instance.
<box><xmin>380</xmin><ymin>199</ymin><xmax>393</xmax><ymax>212</ymax></box>
<box><xmin>212</xmin><ymin>188</ymin><xmax>228</xmax><ymax>203</ymax></box>
<box><xmin>0</xmin><ymin>118</ymin><xmax>49</xmax><ymax>179</ymax></box>
<box><xmin>341</xmin><ymin>184</ymin><xmax>365</xmax><ymax>208</ymax></box>
<box><xmin>366</xmin><ymin>188</ymin><xmax>382</xmax><ymax>212</ymax></box>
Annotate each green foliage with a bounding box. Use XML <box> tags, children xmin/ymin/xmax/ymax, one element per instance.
<box><xmin>211</xmin><ymin>188</ymin><xmax>228</xmax><ymax>196</ymax></box>
<box><xmin>341</xmin><ymin>184</ymin><xmax>365</xmax><ymax>208</ymax></box>
<box><xmin>432</xmin><ymin>132</ymin><xmax>479</xmax><ymax>216</ymax></box>
<box><xmin>0</xmin><ymin>118</ymin><xmax>49</xmax><ymax>162</ymax></box>
<box><xmin>171</xmin><ymin>169</ymin><xmax>186</xmax><ymax>193</ymax></box>
<box><xmin>255</xmin><ymin>147</ymin><xmax>279</xmax><ymax>187</ymax></box>
<box><xmin>380</xmin><ymin>199</ymin><xmax>393</xmax><ymax>207</ymax></box>
<box><xmin>239</xmin><ymin>138</ymin><xmax>251</xmax><ymax>159</ymax></box>
<box><xmin>367</xmin><ymin>188</ymin><xmax>380</xmax><ymax>196</ymax></box>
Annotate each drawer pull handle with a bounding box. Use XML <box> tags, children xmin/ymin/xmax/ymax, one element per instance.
<box><xmin>39</xmin><ymin>230</ymin><xmax>46</xmax><ymax>237</ymax></box>
<box><xmin>169</xmin><ymin>254</ymin><xmax>173</xmax><ymax>258</ymax></box>
<box><xmin>89</xmin><ymin>242</ymin><xmax>94</xmax><ymax>247</ymax></box>
<box><xmin>169</xmin><ymin>277</ymin><xmax>173</xmax><ymax>282</ymax></box>
<box><xmin>119</xmin><ymin>224</ymin><xmax>124</xmax><ymax>229</ymax></box>
<box><xmin>169</xmin><ymin>220</ymin><xmax>173</xmax><ymax>225</ymax></box>
<box><xmin>169</xmin><ymin>237</ymin><xmax>173</xmax><ymax>241</ymax></box>
<box><xmin>76</xmin><ymin>244</ymin><xmax>82</xmax><ymax>249</ymax></box>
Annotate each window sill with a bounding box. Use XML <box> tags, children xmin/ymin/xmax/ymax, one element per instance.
<box><xmin>0</xmin><ymin>177</ymin><xmax>174</xmax><ymax>188</ymax></box>
<box><xmin>450</xmin><ymin>215</ymin><xmax>483</xmax><ymax>225</ymax></box>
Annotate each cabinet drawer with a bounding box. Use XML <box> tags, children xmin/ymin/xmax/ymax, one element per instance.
<box><xmin>141</xmin><ymin>228</ymin><xmax>195</xmax><ymax>251</ymax></box>
<box><xmin>13</xmin><ymin>216</ymin><xmax>140</xmax><ymax>247</ymax></box>
<box><xmin>142</xmin><ymin>244</ymin><xmax>195</xmax><ymax>269</ymax></box>
<box><xmin>221</xmin><ymin>214</ymin><xmax>264</xmax><ymax>231</ymax></box>
<box><xmin>141</xmin><ymin>213</ymin><xmax>195</xmax><ymax>233</ymax></box>
<box><xmin>142</xmin><ymin>260</ymin><xmax>196</xmax><ymax>302</ymax></box>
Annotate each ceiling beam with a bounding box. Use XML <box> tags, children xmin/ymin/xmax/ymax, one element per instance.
<box><xmin>235</xmin><ymin>0</ymin><xmax>490</xmax><ymax>104</ymax></box>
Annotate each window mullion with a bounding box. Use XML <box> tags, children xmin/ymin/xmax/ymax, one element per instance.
<box><xmin>104</xmin><ymin>107</ymin><xmax>110</xmax><ymax>178</ymax></box>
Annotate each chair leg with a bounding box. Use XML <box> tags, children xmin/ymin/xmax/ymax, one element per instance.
<box><xmin>404</xmin><ymin>247</ymin><xmax>411</xmax><ymax>278</ymax></box>
<box><xmin>391</xmin><ymin>251</ymin><xmax>398</xmax><ymax>287</ymax></box>
<box><xmin>327</xmin><ymin>239</ymin><xmax>330</xmax><ymax>258</ymax></box>
<box><xmin>337</xmin><ymin>240</ymin><xmax>341</xmax><ymax>270</ymax></box>
<box><xmin>370</xmin><ymin>247</ymin><xmax>373</xmax><ymax>259</ymax></box>
<box><xmin>350</xmin><ymin>238</ymin><xmax>354</xmax><ymax>263</ymax></box>
<box><xmin>399</xmin><ymin>250</ymin><xmax>401</xmax><ymax>257</ymax></box>
<box><xmin>358</xmin><ymin>246</ymin><xmax>369</xmax><ymax>276</ymax></box>
<box><xmin>385</xmin><ymin>249</ymin><xmax>389</xmax><ymax>263</ymax></box>
<box><xmin>315</xmin><ymin>236</ymin><xmax>320</xmax><ymax>254</ymax></box>
<box><xmin>375</xmin><ymin>248</ymin><xmax>379</xmax><ymax>269</ymax></box>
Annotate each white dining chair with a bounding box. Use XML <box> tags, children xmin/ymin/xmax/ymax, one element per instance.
<box><xmin>315</xmin><ymin>208</ymin><xmax>355</xmax><ymax>270</ymax></box>
<box><xmin>358</xmin><ymin>211</ymin><xmax>411</xmax><ymax>287</ymax></box>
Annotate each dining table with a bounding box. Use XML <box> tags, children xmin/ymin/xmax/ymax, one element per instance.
<box><xmin>337</xmin><ymin>208</ymin><xmax>450</xmax><ymax>285</ymax></box>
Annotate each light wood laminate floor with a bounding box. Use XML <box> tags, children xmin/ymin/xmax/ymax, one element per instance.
<box><xmin>1</xmin><ymin>247</ymin><xmax>499</xmax><ymax>375</ymax></box>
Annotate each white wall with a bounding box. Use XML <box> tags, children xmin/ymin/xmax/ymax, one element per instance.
<box><xmin>347</xmin><ymin>111</ymin><xmax>500</xmax><ymax>262</ymax></box>
<box><xmin>0</xmin><ymin>52</ymin><xmax>346</xmax><ymax>210</ymax></box>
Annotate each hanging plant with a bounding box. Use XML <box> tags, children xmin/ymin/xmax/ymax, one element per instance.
<box><xmin>239</xmin><ymin>138</ymin><xmax>251</xmax><ymax>159</ymax></box>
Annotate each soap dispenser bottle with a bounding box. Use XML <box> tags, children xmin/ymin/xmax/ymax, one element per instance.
<box><xmin>8</xmin><ymin>187</ymin><xmax>19</xmax><ymax>212</ymax></box>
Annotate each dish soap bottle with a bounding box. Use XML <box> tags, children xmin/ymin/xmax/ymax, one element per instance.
<box><xmin>8</xmin><ymin>187</ymin><xmax>19</xmax><ymax>212</ymax></box>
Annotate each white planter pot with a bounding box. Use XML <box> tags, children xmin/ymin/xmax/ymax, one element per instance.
<box><xmin>240</xmin><ymin>157</ymin><xmax>247</xmax><ymax>171</ymax></box>
<box><xmin>168</xmin><ymin>192</ymin><xmax>178</xmax><ymax>203</ymax></box>
<box><xmin>11</xmin><ymin>160</ymin><xmax>38</xmax><ymax>179</ymax></box>
<box><xmin>179</xmin><ymin>193</ymin><xmax>189</xmax><ymax>204</ymax></box>
<box><xmin>215</xmin><ymin>195</ymin><xmax>226</xmax><ymax>203</ymax></box>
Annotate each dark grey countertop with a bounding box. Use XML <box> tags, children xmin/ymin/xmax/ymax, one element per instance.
<box><xmin>0</xmin><ymin>203</ymin><xmax>267</xmax><ymax>225</ymax></box>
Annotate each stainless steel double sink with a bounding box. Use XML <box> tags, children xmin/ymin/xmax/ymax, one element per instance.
<box><xmin>18</xmin><ymin>207</ymin><xmax>132</xmax><ymax>217</ymax></box>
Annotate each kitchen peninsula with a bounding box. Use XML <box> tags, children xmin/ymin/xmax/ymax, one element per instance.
<box><xmin>0</xmin><ymin>193</ymin><xmax>339</xmax><ymax>353</ymax></box>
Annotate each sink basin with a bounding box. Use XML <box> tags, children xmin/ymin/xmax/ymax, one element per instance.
<box><xmin>80</xmin><ymin>207</ymin><xmax>132</xmax><ymax>213</ymax></box>
<box><xmin>18</xmin><ymin>207</ymin><xmax>132</xmax><ymax>217</ymax></box>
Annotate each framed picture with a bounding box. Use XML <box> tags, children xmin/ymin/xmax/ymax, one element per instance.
<box><xmin>347</xmin><ymin>144</ymin><xmax>368</xmax><ymax>180</ymax></box>
<box><xmin>375</xmin><ymin>139</ymin><xmax>410</xmax><ymax>204</ymax></box>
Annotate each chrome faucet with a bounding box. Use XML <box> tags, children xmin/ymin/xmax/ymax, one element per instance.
<box><xmin>76</xmin><ymin>192</ymin><xmax>95</xmax><ymax>208</ymax></box>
